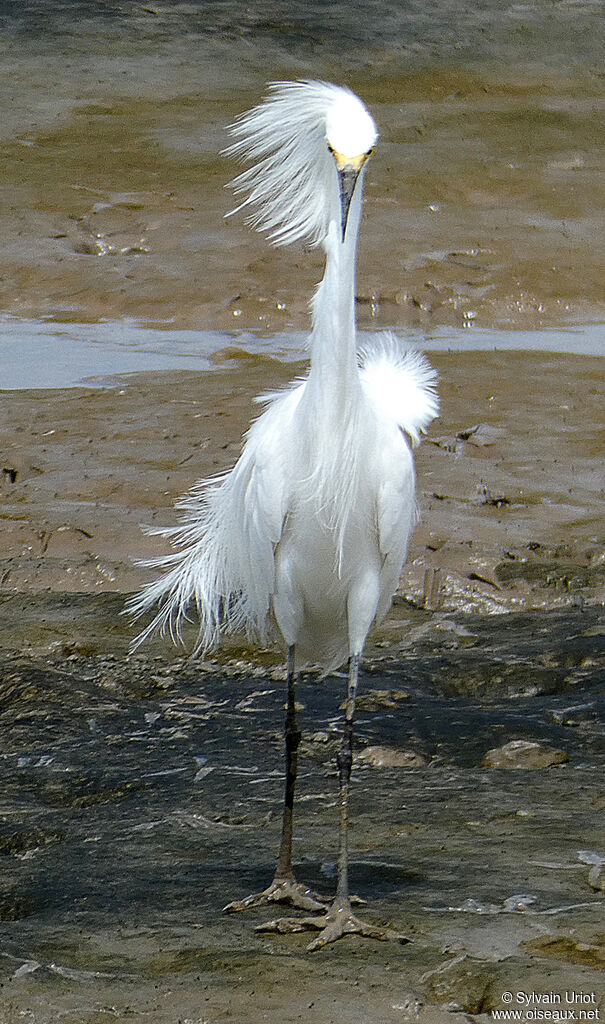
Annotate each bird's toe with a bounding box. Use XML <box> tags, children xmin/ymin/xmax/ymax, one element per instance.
<box><xmin>223</xmin><ymin>877</ymin><xmax>329</xmax><ymax>914</ymax></box>
<box><xmin>255</xmin><ymin>913</ymin><xmax>327</xmax><ymax>935</ymax></box>
<box><xmin>256</xmin><ymin>899</ymin><xmax>409</xmax><ymax>951</ymax></box>
<box><xmin>306</xmin><ymin>908</ymin><xmax>410</xmax><ymax>951</ymax></box>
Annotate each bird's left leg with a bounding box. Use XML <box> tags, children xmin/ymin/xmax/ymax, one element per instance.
<box><xmin>257</xmin><ymin>653</ymin><xmax>409</xmax><ymax>950</ymax></box>
<box><xmin>224</xmin><ymin>645</ymin><xmax>328</xmax><ymax>914</ymax></box>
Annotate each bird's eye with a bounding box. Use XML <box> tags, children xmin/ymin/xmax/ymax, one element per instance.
<box><xmin>327</xmin><ymin>142</ymin><xmax>335</xmax><ymax>154</ymax></box>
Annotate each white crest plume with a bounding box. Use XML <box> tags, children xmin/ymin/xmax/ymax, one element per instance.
<box><xmin>226</xmin><ymin>80</ymin><xmax>374</xmax><ymax>247</ymax></box>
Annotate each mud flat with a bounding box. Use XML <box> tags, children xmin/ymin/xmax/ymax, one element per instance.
<box><xmin>1</xmin><ymin>4</ymin><xmax>604</xmax><ymax>337</ymax></box>
<box><xmin>0</xmin><ymin>348</ymin><xmax>604</xmax><ymax>1022</ymax></box>
<box><xmin>1</xmin><ymin>347</ymin><xmax>603</xmax><ymax>616</ymax></box>
<box><xmin>0</xmin><ymin>606</ymin><xmax>603</xmax><ymax>1024</ymax></box>
<box><xmin>1</xmin><ymin>2</ymin><xmax>604</xmax><ymax>1019</ymax></box>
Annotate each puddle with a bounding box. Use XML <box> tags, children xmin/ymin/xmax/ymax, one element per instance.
<box><xmin>1</xmin><ymin>317</ymin><xmax>603</xmax><ymax>389</ymax></box>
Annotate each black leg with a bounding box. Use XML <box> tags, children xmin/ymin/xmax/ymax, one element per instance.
<box><xmin>334</xmin><ymin>651</ymin><xmax>359</xmax><ymax>904</ymax></box>
<box><xmin>223</xmin><ymin>645</ymin><xmax>328</xmax><ymax>914</ymax></box>
<box><xmin>275</xmin><ymin>644</ymin><xmax>301</xmax><ymax>879</ymax></box>
<box><xmin>256</xmin><ymin>652</ymin><xmax>409</xmax><ymax>949</ymax></box>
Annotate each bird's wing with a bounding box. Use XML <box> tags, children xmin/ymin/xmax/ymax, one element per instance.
<box><xmin>228</xmin><ymin>381</ymin><xmax>305</xmax><ymax>620</ymax></box>
<box><xmin>358</xmin><ymin>332</ymin><xmax>439</xmax><ymax>446</ymax></box>
<box><xmin>370</xmin><ymin>427</ymin><xmax>418</xmax><ymax>624</ymax></box>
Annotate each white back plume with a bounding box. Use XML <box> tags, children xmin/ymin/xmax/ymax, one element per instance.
<box><xmin>358</xmin><ymin>333</ymin><xmax>440</xmax><ymax>446</ymax></box>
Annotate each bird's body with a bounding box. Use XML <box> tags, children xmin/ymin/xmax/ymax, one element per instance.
<box><xmin>133</xmin><ymin>332</ymin><xmax>433</xmax><ymax>668</ymax></box>
<box><xmin>129</xmin><ymin>80</ymin><xmax>438</xmax><ymax>950</ymax></box>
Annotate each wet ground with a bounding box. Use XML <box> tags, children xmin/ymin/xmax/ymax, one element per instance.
<box><xmin>1</xmin><ymin>349</ymin><xmax>603</xmax><ymax>610</ymax></box>
<box><xmin>0</xmin><ymin>602</ymin><xmax>603</xmax><ymax>1024</ymax></box>
<box><xmin>1</xmin><ymin>321</ymin><xmax>604</xmax><ymax>1024</ymax></box>
<box><xmin>1</xmin><ymin>1</ymin><xmax>604</xmax><ymax>1020</ymax></box>
<box><xmin>0</xmin><ymin>345</ymin><xmax>604</xmax><ymax>1021</ymax></box>
<box><xmin>1</xmin><ymin>2</ymin><xmax>604</xmax><ymax>335</ymax></box>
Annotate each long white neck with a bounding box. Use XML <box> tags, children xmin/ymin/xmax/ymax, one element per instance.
<box><xmin>296</xmin><ymin>167</ymin><xmax>367</xmax><ymax>552</ymax></box>
<box><xmin>305</xmin><ymin>171</ymin><xmax>365</xmax><ymax>414</ymax></box>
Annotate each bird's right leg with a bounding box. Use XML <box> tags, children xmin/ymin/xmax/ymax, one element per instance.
<box><xmin>223</xmin><ymin>645</ymin><xmax>328</xmax><ymax>914</ymax></box>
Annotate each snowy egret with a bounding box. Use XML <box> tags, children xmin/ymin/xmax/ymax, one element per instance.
<box><xmin>128</xmin><ymin>80</ymin><xmax>438</xmax><ymax>950</ymax></box>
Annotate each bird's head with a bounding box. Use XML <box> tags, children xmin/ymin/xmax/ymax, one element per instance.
<box><xmin>226</xmin><ymin>81</ymin><xmax>377</xmax><ymax>248</ymax></box>
<box><xmin>325</xmin><ymin>91</ymin><xmax>377</xmax><ymax>241</ymax></box>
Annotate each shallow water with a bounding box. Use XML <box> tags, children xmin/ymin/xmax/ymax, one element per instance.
<box><xmin>1</xmin><ymin>317</ymin><xmax>603</xmax><ymax>389</ymax></box>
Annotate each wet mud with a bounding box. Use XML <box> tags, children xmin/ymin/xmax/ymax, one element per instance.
<box><xmin>2</xmin><ymin>73</ymin><xmax>604</xmax><ymax>336</ymax></box>
<box><xmin>1</xmin><ymin>19</ymin><xmax>604</xmax><ymax>334</ymax></box>
<box><xmin>0</xmin><ymin>603</ymin><xmax>603</xmax><ymax>1024</ymax></box>
<box><xmin>1</xmin><ymin>349</ymin><xmax>603</xmax><ymax>614</ymax></box>
<box><xmin>0</xmin><ymin>349</ymin><xmax>604</xmax><ymax>1021</ymax></box>
<box><xmin>1</xmin><ymin>3</ymin><xmax>604</xmax><ymax>1020</ymax></box>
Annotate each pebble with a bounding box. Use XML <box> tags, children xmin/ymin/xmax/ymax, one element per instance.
<box><xmin>588</xmin><ymin>862</ymin><xmax>605</xmax><ymax>892</ymax></box>
<box><xmin>357</xmin><ymin>745</ymin><xmax>427</xmax><ymax>769</ymax></box>
<box><xmin>419</xmin><ymin>954</ymin><xmax>491</xmax><ymax>1014</ymax></box>
<box><xmin>341</xmin><ymin>689</ymin><xmax>412</xmax><ymax>711</ymax></box>
<box><xmin>482</xmin><ymin>739</ymin><xmax>568</xmax><ymax>769</ymax></box>
<box><xmin>521</xmin><ymin>935</ymin><xmax>605</xmax><ymax>969</ymax></box>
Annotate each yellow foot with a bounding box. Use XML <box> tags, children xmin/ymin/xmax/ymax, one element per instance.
<box><xmin>256</xmin><ymin>899</ymin><xmax>410</xmax><ymax>952</ymax></box>
<box><xmin>223</xmin><ymin>876</ymin><xmax>329</xmax><ymax>914</ymax></box>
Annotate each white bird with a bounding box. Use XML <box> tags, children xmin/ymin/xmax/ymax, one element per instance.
<box><xmin>128</xmin><ymin>80</ymin><xmax>438</xmax><ymax>951</ymax></box>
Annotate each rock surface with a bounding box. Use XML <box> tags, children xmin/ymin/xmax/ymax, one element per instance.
<box><xmin>357</xmin><ymin>745</ymin><xmax>427</xmax><ymax>768</ymax></box>
<box><xmin>482</xmin><ymin>739</ymin><xmax>569</xmax><ymax>769</ymax></box>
